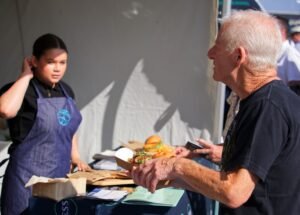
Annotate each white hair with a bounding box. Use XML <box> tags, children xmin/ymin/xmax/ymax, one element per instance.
<box><xmin>220</xmin><ymin>10</ymin><xmax>282</xmax><ymax>71</ymax></box>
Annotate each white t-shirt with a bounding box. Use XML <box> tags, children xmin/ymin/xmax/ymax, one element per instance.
<box><xmin>277</xmin><ymin>40</ymin><xmax>300</xmax><ymax>84</ymax></box>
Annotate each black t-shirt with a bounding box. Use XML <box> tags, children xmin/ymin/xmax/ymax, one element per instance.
<box><xmin>220</xmin><ymin>80</ymin><xmax>300</xmax><ymax>215</ymax></box>
<box><xmin>0</xmin><ymin>78</ymin><xmax>75</xmax><ymax>153</ymax></box>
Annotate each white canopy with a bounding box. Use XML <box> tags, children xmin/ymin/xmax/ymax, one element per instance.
<box><xmin>0</xmin><ymin>0</ymin><xmax>220</xmax><ymax>163</ymax></box>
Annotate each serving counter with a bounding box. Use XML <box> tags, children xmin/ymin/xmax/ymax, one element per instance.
<box><xmin>28</xmin><ymin>148</ymin><xmax>214</xmax><ymax>214</ymax></box>
<box><xmin>29</xmin><ymin>190</ymin><xmax>207</xmax><ymax>215</ymax></box>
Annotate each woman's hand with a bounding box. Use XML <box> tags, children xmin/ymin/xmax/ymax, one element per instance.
<box><xmin>70</xmin><ymin>135</ymin><xmax>91</xmax><ymax>172</ymax></box>
<box><xmin>71</xmin><ymin>158</ymin><xmax>91</xmax><ymax>172</ymax></box>
<box><xmin>21</xmin><ymin>57</ymin><xmax>34</xmax><ymax>79</ymax></box>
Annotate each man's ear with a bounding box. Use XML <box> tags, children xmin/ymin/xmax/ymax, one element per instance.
<box><xmin>233</xmin><ymin>47</ymin><xmax>247</xmax><ymax>65</ymax></box>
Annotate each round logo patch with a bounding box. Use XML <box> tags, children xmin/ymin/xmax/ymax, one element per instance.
<box><xmin>57</xmin><ymin>109</ymin><xmax>71</xmax><ymax>126</ymax></box>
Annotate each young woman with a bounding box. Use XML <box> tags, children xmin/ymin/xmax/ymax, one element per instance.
<box><xmin>0</xmin><ymin>33</ymin><xmax>90</xmax><ymax>215</ymax></box>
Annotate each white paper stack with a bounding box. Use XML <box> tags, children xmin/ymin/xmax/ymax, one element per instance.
<box><xmin>87</xmin><ymin>188</ymin><xmax>128</xmax><ymax>201</ymax></box>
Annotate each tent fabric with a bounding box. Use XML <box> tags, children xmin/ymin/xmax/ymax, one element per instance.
<box><xmin>1</xmin><ymin>1</ymin><xmax>219</xmax><ymax>213</ymax></box>
<box><xmin>259</xmin><ymin>0</ymin><xmax>300</xmax><ymax>19</ymax></box>
<box><xmin>0</xmin><ymin>0</ymin><xmax>219</xmax><ymax>163</ymax></box>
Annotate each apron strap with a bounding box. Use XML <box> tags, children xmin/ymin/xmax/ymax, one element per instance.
<box><xmin>31</xmin><ymin>79</ymin><xmax>43</xmax><ymax>98</ymax></box>
<box><xmin>58</xmin><ymin>83</ymin><xmax>71</xmax><ymax>98</ymax></box>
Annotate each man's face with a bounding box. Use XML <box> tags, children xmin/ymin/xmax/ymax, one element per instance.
<box><xmin>207</xmin><ymin>27</ymin><xmax>235</xmax><ymax>83</ymax></box>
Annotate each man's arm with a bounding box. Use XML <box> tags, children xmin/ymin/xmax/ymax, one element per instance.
<box><xmin>172</xmin><ymin>158</ymin><xmax>257</xmax><ymax>208</ymax></box>
<box><xmin>131</xmin><ymin>157</ymin><xmax>257</xmax><ymax>208</ymax></box>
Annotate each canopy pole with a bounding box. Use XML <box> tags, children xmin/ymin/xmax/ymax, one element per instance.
<box><xmin>215</xmin><ymin>0</ymin><xmax>232</xmax><ymax>148</ymax></box>
<box><xmin>222</xmin><ymin>0</ymin><xmax>232</xmax><ymax>17</ymax></box>
<box><xmin>215</xmin><ymin>3</ymin><xmax>232</xmax><ymax>215</ymax></box>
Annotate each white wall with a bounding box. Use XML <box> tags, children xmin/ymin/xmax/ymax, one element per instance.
<box><xmin>0</xmin><ymin>0</ymin><xmax>219</xmax><ymax>162</ymax></box>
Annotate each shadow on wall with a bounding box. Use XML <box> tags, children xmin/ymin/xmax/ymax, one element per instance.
<box><xmin>65</xmin><ymin>1</ymin><xmax>215</xmax><ymax>149</ymax></box>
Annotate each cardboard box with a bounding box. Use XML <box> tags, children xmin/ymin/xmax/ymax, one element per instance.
<box><xmin>25</xmin><ymin>176</ymin><xmax>86</xmax><ymax>201</ymax></box>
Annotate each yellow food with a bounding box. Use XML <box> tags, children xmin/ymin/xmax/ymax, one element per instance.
<box><xmin>143</xmin><ymin>135</ymin><xmax>163</xmax><ymax>153</ymax></box>
<box><xmin>129</xmin><ymin>135</ymin><xmax>174</xmax><ymax>164</ymax></box>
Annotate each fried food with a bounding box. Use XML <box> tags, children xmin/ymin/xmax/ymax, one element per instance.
<box><xmin>144</xmin><ymin>135</ymin><xmax>162</xmax><ymax>151</ymax></box>
<box><xmin>129</xmin><ymin>135</ymin><xmax>174</xmax><ymax>164</ymax></box>
<box><xmin>129</xmin><ymin>151</ymin><xmax>153</xmax><ymax>164</ymax></box>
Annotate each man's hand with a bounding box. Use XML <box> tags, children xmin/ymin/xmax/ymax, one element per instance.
<box><xmin>195</xmin><ymin>139</ymin><xmax>223</xmax><ymax>164</ymax></box>
<box><xmin>130</xmin><ymin>157</ymin><xmax>177</xmax><ymax>193</ymax></box>
<box><xmin>175</xmin><ymin>146</ymin><xmax>192</xmax><ymax>158</ymax></box>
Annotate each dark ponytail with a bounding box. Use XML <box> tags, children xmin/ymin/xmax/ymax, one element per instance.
<box><xmin>32</xmin><ymin>33</ymin><xmax>68</xmax><ymax>59</ymax></box>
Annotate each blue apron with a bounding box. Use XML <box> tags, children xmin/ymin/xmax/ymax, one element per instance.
<box><xmin>1</xmin><ymin>81</ymin><xmax>82</xmax><ymax>215</ymax></box>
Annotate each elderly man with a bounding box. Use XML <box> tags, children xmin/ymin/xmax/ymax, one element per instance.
<box><xmin>130</xmin><ymin>10</ymin><xmax>300</xmax><ymax>214</ymax></box>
